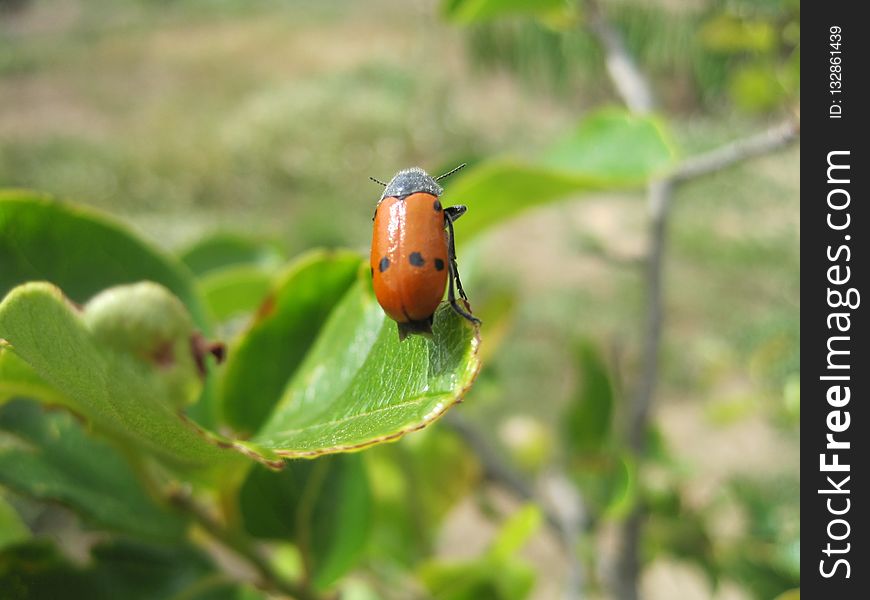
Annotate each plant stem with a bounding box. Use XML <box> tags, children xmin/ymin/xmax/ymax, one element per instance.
<box><xmin>672</xmin><ymin>119</ymin><xmax>800</xmax><ymax>183</ymax></box>
<box><xmin>586</xmin><ymin>0</ymin><xmax>655</xmax><ymax>115</ymax></box>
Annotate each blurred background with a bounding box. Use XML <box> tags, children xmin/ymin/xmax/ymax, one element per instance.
<box><xmin>1</xmin><ymin>0</ymin><xmax>799</xmax><ymax>599</ymax></box>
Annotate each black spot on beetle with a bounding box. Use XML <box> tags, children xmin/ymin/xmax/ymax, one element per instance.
<box><xmin>370</xmin><ymin>266</ymin><xmax>374</xmax><ymax>278</ymax></box>
<box><xmin>434</xmin><ymin>258</ymin><xmax>445</xmax><ymax>271</ymax></box>
<box><xmin>379</xmin><ymin>257</ymin><xmax>390</xmax><ymax>272</ymax></box>
<box><xmin>433</xmin><ymin>199</ymin><xmax>442</xmax><ymax>211</ymax></box>
<box><xmin>409</xmin><ymin>252</ymin><xmax>425</xmax><ymax>267</ymax></box>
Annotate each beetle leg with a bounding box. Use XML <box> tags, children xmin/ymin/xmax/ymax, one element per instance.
<box><xmin>444</xmin><ymin>208</ymin><xmax>470</xmax><ymax>301</ymax></box>
<box><xmin>445</xmin><ymin>210</ymin><xmax>480</xmax><ymax>325</ymax></box>
<box><xmin>444</xmin><ymin>205</ymin><xmax>467</xmax><ymax>221</ymax></box>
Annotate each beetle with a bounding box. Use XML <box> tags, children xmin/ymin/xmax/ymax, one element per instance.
<box><xmin>369</xmin><ymin>164</ymin><xmax>480</xmax><ymax>341</ymax></box>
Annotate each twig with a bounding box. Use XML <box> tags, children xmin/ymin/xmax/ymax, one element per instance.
<box><xmin>586</xmin><ymin>0</ymin><xmax>654</xmax><ymax>114</ymax></box>
<box><xmin>583</xmin><ymin>4</ymin><xmax>799</xmax><ymax>600</ymax></box>
<box><xmin>584</xmin><ymin>4</ymin><xmax>658</xmax><ymax>598</ymax></box>
<box><xmin>167</xmin><ymin>489</ymin><xmax>326</xmax><ymax>600</ymax></box>
<box><xmin>444</xmin><ymin>411</ymin><xmax>577</xmax><ymax>550</ymax></box>
<box><xmin>445</xmin><ymin>413</ymin><xmax>537</xmax><ymax>505</ymax></box>
<box><xmin>628</xmin><ymin>179</ymin><xmax>671</xmax><ymax>454</ymax></box>
<box><xmin>672</xmin><ymin>119</ymin><xmax>800</xmax><ymax>183</ymax></box>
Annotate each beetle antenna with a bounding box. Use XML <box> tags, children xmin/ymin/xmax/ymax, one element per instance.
<box><xmin>435</xmin><ymin>163</ymin><xmax>467</xmax><ymax>181</ymax></box>
<box><xmin>369</xmin><ymin>176</ymin><xmax>387</xmax><ymax>187</ymax></box>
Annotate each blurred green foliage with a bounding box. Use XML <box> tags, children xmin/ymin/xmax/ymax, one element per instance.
<box><xmin>240</xmin><ymin>455</ymin><xmax>372</xmax><ymax>591</ymax></box>
<box><xmin>454</xmin><ymin>0</ymin><xmax>799</xmax><ymax>113</ymax></box>
<box><xmin>1</xmin><ymin>0</ymin><xmax>799</xmax><ymax>598</ymax></box>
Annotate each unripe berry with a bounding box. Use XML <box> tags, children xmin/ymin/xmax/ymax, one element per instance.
<box><xmin>82</xmin><ymin>282</ymin><xmax>223</xmax><ymax>408</ymax></box>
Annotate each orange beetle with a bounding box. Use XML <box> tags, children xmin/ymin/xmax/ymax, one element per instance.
<box><xmin>370</xmin><ymin>165</ymin><xmax>479</xmax><ymax>340</ymax></box>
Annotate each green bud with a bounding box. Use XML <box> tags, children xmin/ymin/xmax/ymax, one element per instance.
<box><xmin>82</xmin><ymin>282</ymin><xmax>223</xmax><ymax>409</ymax></box>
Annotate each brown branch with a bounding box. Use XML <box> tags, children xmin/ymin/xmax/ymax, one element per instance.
<box><xmin>586</xmin><ymin>0</ymin><xmax>655</xmax><ymax>114</ymax></box>
<box><xmin>672</xmin><ymin>119</ymin><xmax>800</xmax><ymax>183</ymax></box>
<box><xmin>583</xmin><ymin>4</ymin><xmax>800</xmax><ymax>600</ymax></box>
<box><xmin>585</xmin><ymin>4</ymin><xmax>657</xmax><ymax>598</ymax></box>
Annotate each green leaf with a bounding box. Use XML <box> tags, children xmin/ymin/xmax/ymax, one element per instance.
<box><xmin>445</xmin><ymin>110</ymin><xmax>675</xmax><ymax>240</ymax></box>
<box><xmin>570</xmin><ymin>452</ymin><xmax>637</xmax><ymax>519</ymax></box>
<box><xmin>220</xmin><ymin>251</ymin><xmax>362</xmax><ymax>433</ymax></box>
<box><xmin>0</xmin><ymin>493</ymin><xmax>29</xmax><ymax>550</ymax></box>
<box><xmin>562</xmin><ymin>341</ymin><xmax>614</xmax><ymax>456</ymax></box>
<box><xmin>0</xmin><ymin>282</ymin><xmax>270</xmax><ymax>470</ymax></box>
<box><xmin>0</xmin><ymin>345</ymin><xmax>65</xmax><ymax>407</ymax></box>
<box><xmin>1</xmin><ymin>271</ymin><xmax>480</xmax><ymax>466</ymax></box>
<box><xmin>418</xmin><ymin>505</ymin><xmax>539</xmax><ymax>600</ymax></box>
<box><xmin>541</xmin><ymin>109</ymin><xmax>676</xmax><ymax>182</ymax></box>
<box><xmin>0</xmin><ymin>191</ymin><xmax>221</xmax><ymax>426</ymax></box>
<box><xmin>488</xmin><ymin>505</ymin><xmax>542</xmax><ymax>561</ymax></box>
<box><xmin>728</xmin><ymin>63</ymin><xmax>787</xmax><ymax>112</ymax></box>
<box><xmin>442</xmin><ymin>0</ymin><xmax>572</xmax><ymax>24</ymax></box>
<box><xmin>0</xmin><ymin>399</ymin><xmax>188</xmax><ymax>541</ymax></box>
<box><xmin>788</xmin><ymin>372</ymin><xmax>801</xmax><ymax>423</ymax></box>
<box><xmin>700</xmin><ymin>14</ymin><xmax>776</xmax><ymax>55</ymax></box>
<box><xmin>603</xmin><ymin>454</ymin><xmax>637</xmax><ymax>519</ymax></box>
<box><xmin>239</xmin><ymin>454</ymin><xmax>371</xmax><ymax>590</ymax></box>
<box><xmin>418</xmin><ymin>559</ymin><xmax>535</xmax><ymax>600</ymax></box>
<box><xmin>645</xmin><ymin>497</ymin><xmax>718</xmax><ymax>587</ymax></box>
<box><xmin>0</xmin><ymin>538</ymin><xmax>264</xmax><ymax>600</ymax></box>
<box><xmin>445</xmin><ymin>162</ymin><xmax>598</xmax><ymax>240</ymax></box>
<box><xmin>366</xmin><ymin>427</ymin><xmax>481</xmax><ymax>564</ymax></box>
<box><xmin>179</xmin><ymin>233</ymin><xmax>283</xmax><ymax>277</ymax></box>
<box><xmin>198</xmin><ymin>265</ymin><xmax>274</xmax><ymax>323</ymax></box>
<box><xmin>252</xmin><ymin>273</ymin><xmax>482</xmax><ymax>457</ymax></box>
<box><xmin>0</xmin><ymin>192</ymin><xmax>207</xmax><ymax>329</ymax></box>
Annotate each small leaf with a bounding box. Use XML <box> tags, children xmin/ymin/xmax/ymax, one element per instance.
<box><xmin>198</xmin><ymin>264</ymin><xmax>274</xmax><ymax>323</ymax></box>
<box><xmin>488</xmin><ymin>505</ymin><xmax>542</xmax><ymax>561</ymax></box>
<box><xmin>366</xmin><ymin>427</ymin><xmax>481</xmax><ymax>564</ymax></box>
<box><xmin>728</xmin><ymin>63</ymin><xmax>787</xmax><ymax>112</ymax></box>
<box><xmin>444</xmin><ymin>161</ymin><xmax>600</xmax><ymax>240</ymax></box>
<box><xmin>562</xmin><ymin>341</ymin><xmax>614</xmax><ymax>456</ymax></box>
<box><xmin>445</xmin><ymin>110</ymin><xmax>676</xmax><ymax>240</ymax></box>
<box><xmin>220</xmin><ymin>251</ymin><xmax>362</xmax><ymax>433</ymax></box>
<box><xmin>0</xmin><ymin>282</ymin><xmax>267</xmax><ymax>470</ymax></box>
<box><xmin>603</xmin><ymin>454</ymin><xmax>637</xmax><ymax>519</ymax></box>
<box><xmin>0</xmin><ymin>399</ymin><xmax>188</xmax><ymax>541</ymax></box>
<box><xmin>0</xmin><ymin>493</ymin><xmax>29</xmax><ymax>550</ymax></box>
<box><xmin>0</xmin><ymin>192</ymin><xmax>207</xmax><ymax>329</ymax></box>
<box><xmin>239</xmin><ymin>454</ymin><xmax>371</xmax><ymax>590</ymax></box>
<box><xmin>782</xmin><ymin>376</ymin><xmax>800</xmax><ymax>422</ymax></box>
<box><xmin>179</xmin><ymin>232</ymin><xmax>283</xmax><ymax>277</ymax></box>
<box><xmin>570</xmin><ymin>452</ymin><xmax>637</xmax><ymax>519</ymax></box>
<box><xmin>418</xmin><ymin>505</ymin><xmax>539</xmax><ymax>600</ymax></box>
<box><xmin>0</xmin><ymin>345</ymin><xmax>66</xmax><ymax>407</ymax></box>
<box><xmin>252</xmin><ymin>273</ymin><xmax>481</xmax><ymax>457</ymax></box>
<box><xmin>700</xmin><ymin>14</ymin><xmax>776</xmax><ymax>54</ymax></box>
<box><xmin>541</xmin><ymin>109</ymin><xmax>676</xmax><ymax>182</ymax></box>
<box><xmin>442</xmin><ymin>0</ymin><xmax>572</xmax><ymax>24</ymax></box>
<box><xmin>418</xmin><ymin>559</ymin><xmax>535</xmax><ymax>600</ymax></box>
